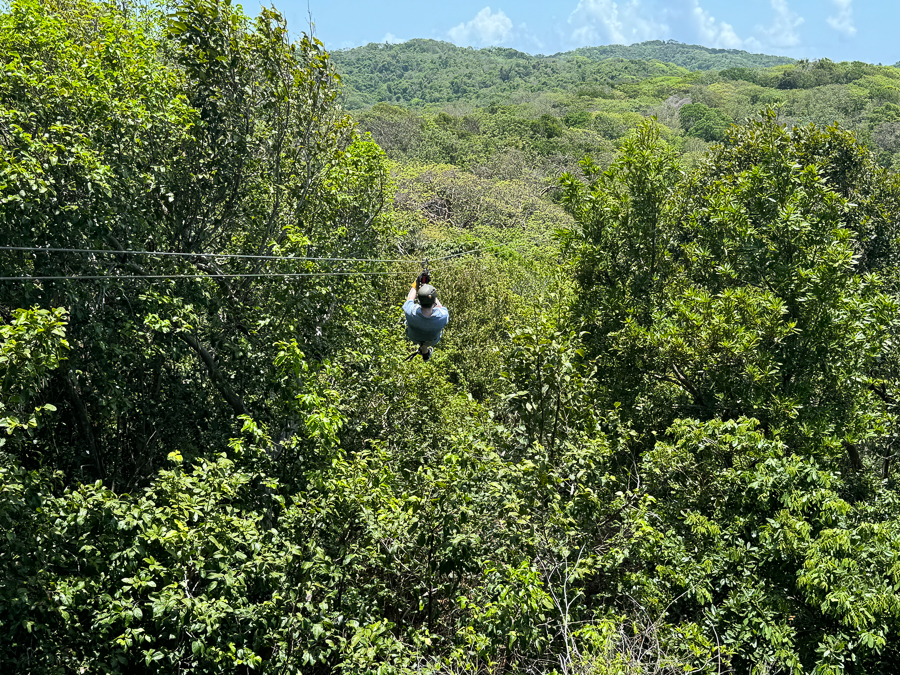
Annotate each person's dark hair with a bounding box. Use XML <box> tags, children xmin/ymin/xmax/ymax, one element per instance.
<box><xmin>417</xmin><ymin>284</ymin><xmax>437</xmax><ymax>308</ymax></box>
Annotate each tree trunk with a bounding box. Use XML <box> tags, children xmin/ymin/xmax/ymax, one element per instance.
<box><xmin>63</xmin><ymin>372</ymin><xmax>102</xmax><ymax>477</ymax></box>
<box><xmin>178</xmin><ymin>333</ymin><xmax>249</xmax><ymax>417</ymax></box>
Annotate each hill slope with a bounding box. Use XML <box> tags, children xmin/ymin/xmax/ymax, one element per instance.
<box><xmin>331</xmin><ymin>39</ymin><xmax>794</xmax><ymax>109</ymax></box>
<box><xmin>565</xmin><ymin>39</ymin><xmax>794</xmax><ymax>70</ymax></box>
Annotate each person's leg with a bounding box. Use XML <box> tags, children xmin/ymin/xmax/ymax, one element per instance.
<box><xmin>418</xmin><ymin>339</ymin><xmax>435</xmax><ymax>361</ymax></box>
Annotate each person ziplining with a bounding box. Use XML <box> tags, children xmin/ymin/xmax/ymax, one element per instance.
<box><xmin>403</xmin><ymin>263</ymin><xmax>449</xmax><ymax>362</ymax></box>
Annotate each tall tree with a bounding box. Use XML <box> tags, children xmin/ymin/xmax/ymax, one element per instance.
<box><xmin>560</xmin><ymin>110</ymin><xmax>900</xmax><ymax>672</ymax></box>
<box><xmin>0</xmin><ymin>0</ymin><xmax>395</xmax><ymax>488</ymax></box>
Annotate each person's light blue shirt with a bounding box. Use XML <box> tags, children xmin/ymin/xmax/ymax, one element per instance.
<box><xmin>403</xmin><ymin>300</ymin><xmax>449</xmax><ymax>344</ymax></box>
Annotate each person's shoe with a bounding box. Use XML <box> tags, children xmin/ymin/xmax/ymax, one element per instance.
<box><xmin>422</xmin><ymin>346</ymin><xmax>433</xmax><ymax>362</ymax></box>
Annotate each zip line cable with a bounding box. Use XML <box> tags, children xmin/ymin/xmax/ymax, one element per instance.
<box><xmin>0</xmin><ymin>246</ymin><xmax>412</xmax><ymax>264</ymax></box>
<box><xmin>0</xmin><ymin>271</ymin><xmax>410</xmax><ymax>281</ymax></box>
<box><xmin>0</xmin><ymin>238</ymin><xmax>551</xmax><ymax>282</ymax></box>
<box><xmin>2</xmin><ymin>240</ymin><xmax>548</xmax><ymax>264</ymax></box>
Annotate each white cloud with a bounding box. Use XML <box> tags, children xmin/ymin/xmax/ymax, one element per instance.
<box><xmin>567</xmin><ymin>0</ymin><xmax>668</xmax><ymax>46</ymax></box>
<box><xmin>516</xmin><ymin>23</ymin><xmax>546</xmax><ymax>53</ymax></box>
<box><xmin>383</xmin><ymin>33</ymin><xmax>403</xmax><ymax>44</ymax></box>
<box><xmin>448</xmin><ymin>7</ymin><xmax>513</xmax><ymax>47</ymax></box>
<box><xmin>690</xmin><ymin>0</ymin><xmax>743</xmax><ymax>49</ymax></box>
<box><xmin>757</xmin><ymin>0</ymin><xmax>804</xmax><ymax>48</ymax></box>
<box><xmin>827</xmin><ymin>0</ymin><xmax>856</xmax><ymax>37</ymax></box>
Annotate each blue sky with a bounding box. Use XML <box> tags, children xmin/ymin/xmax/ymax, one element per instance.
<box><xmin>266</xmin><ymin>0</ymin><xmax>898</xmax><ymax>64</ymax></box>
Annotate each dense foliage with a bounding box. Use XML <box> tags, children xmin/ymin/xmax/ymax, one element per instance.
<box><xmin>339</xmin><ymin>44</ymin><xmax>900</xmax><ymax>173</ymax></box>
<box><xmin>331</xmin><ymin>39</ymin><xmax>793</xmax><ymax>109</ymax></box>
<box><xmin>568</xmin><ymin>41</ymin><xmax>795</xmax><ymax>70</ymax></box>
<box><xmin>5</xmin><ymin>1</ymin><xmax>900</xmax><ymax>674</ymax></box>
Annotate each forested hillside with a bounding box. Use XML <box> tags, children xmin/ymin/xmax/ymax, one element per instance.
<box><xmin>331</xmin><ymin>39</ymin><xmax>794</xmax><ymax>109</ymax></box>
<box><xmin>5</xmin><ymin>1</ymin><xmax>900</xmax><ymax>674</ymax></box>
<box><xmin>340</xmin><ymin>42</ymin><xmax>900</xmax><ymax>171</ymax></box>
<box><xmin>568</xmin><ymin>41</ymin><xmax>794</xmax><ymax>69</ymax></box>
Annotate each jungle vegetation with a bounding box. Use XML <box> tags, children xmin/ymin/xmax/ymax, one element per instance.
<box><xmin>339</xmin><ymin>40</ymin><xmax>900</xmax><ymax>171</ymax></box>
<box><xmin>5</xmin><ymin>1</ymin><xmax>900</xmax><ymax>674</ymax></box>
<box><xmin>331</xmin><ymin>39</ymin><xmax>795</xmax><ymax>109</ymax></box>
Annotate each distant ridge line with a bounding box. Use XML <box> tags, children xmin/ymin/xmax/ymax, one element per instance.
<box><xmin>330</xmin><ymin>38</ymin><xmax>795</xmax><ymax>109</ymax></box>
<box><xmin>334</xmin><ymin>38</ymin><xmax>796</xmax><ymax>70</ymax></box>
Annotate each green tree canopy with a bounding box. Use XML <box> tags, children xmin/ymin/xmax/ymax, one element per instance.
<box><xmin>0</xmin><ymin>0</ymin><xmax>395</xmax><ymax>488</ymax></box>
<box><xmin>558</xmin><ymin>112</ymin><xmax>900</xmax><ymax>671</ymax></box>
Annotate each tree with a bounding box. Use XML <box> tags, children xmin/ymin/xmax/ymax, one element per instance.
<box><xmin>679</xmin><ymin>102</ymin><xmax>733</xmax><ymax>141</ymax></box>
<box><xmin>0</xmin><ymin>0</ymin><xmax>395</xmax><ymax>488</ymax></box>
<box><xmin>534</xmin><ymin>113</ymin><xmax>565</xmax><ymax>139</ymax></box>
<box><xmin>559</xmin><ymin>110</ymin><xmax>900</xmax><ymax>672</ymax></box>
